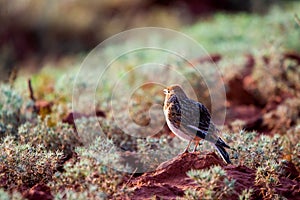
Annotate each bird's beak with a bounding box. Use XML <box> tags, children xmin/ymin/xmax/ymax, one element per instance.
<box><xmin>163</xmin><ymin>89</ymin><xmax>168</xmax><ymax>94</ymax></box>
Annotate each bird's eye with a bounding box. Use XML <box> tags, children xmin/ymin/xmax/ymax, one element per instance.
<box><xmin>163</xmin><ymin>89</ymin><xmax>169</xmax><ymax>94</ymax></box>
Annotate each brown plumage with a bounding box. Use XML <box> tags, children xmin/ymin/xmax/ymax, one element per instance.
<box><xmin>163</xmin><ymin>84</ymin><xmax>231</xmax><ymax>164</ymax></box>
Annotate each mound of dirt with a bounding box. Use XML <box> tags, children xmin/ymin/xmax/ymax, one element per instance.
<box><xmin>224</xmin><ymin>53</ymin><xmax>299</xmax><ymax>135</ymax></box>
<box><xmin>23</xmin><ymin>184</ymin><xmax>53</xmax><ymax>200</ymax></box>
<box><xmin>124</xmin><ymin>152</ymin><xmax>300</xmax><ymax>199</ymax></box>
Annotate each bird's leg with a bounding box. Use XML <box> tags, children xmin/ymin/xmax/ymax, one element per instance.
<box><xmin>192</xmin><ymin>139</ymin><xmax>201</xmax><ymax>152</ymax></box>
<box><xmin>183</xmin><ymin>139</ymin><xmax>193</xmax><ymax>154</ymax></box>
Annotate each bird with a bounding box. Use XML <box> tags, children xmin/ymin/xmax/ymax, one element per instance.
<box><xmin>163</xmin><ymin>84</ymin><xmax>232</xmax><ymax>164</ymax></box>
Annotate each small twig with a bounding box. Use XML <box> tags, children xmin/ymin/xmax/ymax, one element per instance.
<box><xmin>121</xmin><ymin>167</ymin><xmax>138</xmax><ymax>190</ymax></box>
<box><xmin>8</xmin><ymin>67</ymin><xmax>18</xmax><ymax>86</ymax></box>
<box><xmin>295</xmin><ymin>14</ymin><xmax>300</xmax><ymax>26</ymax></box>
<box><xmin>28</xmin><ymin>79</ymin><xmax>36</xmax><ymax>102</ymax></box>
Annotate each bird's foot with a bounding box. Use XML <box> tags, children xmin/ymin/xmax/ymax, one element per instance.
<box><xmin>181</xmin><ymin>148</ymin><xmax>189</xmax><ymax>154</ymax></box>
<box><xmin>181</xmin><ymin>139</ymin><xmax>192</xmax><ymax>154</ymax></box>
<box><xmin>192</xmin><ymin>140</ymin><xmax>202</xmax><ymax>153</ymax></box>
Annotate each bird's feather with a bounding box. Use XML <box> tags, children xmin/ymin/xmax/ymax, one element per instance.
<box><xmin>166</xmin><ymin>95</ymin><xmax>181</xmax><ymax>129</ymax></box>
<box><xmin>186</xmin><ymin>125</ymin><xmax>207</xmax><ymax>139</ymax></box>
<box><xmin>214</xmin><ymin>144</ymin><xmax>231</xmax><ymax>164</ymax></box>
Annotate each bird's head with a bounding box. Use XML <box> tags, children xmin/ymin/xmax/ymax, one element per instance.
<box><xmin>163</xmin><ymin>84</ymin><xmax>187</xmax><ymax>99</ymax></box>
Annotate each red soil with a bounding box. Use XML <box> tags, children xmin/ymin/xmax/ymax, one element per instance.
<box><xmin>23</xmin><ymin>184</ymin><xmax>53</xmax><ymax>200</ymax></box>
<box><xmin>225</xmin><ymin>54</ymin><xmax>299</xmax><ymax>135</ymax></box>
<box><xmin>124</xmin><ymin>152</ymin><xmax>300</xmax><ymax>200</ymax></box>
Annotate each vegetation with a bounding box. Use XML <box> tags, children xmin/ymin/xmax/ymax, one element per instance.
<box><xmin>186</xmin><ymin>166</ymin><xmax>235</xmax><ymax>199</ymax></box>
<box><xmin>0</xmin><ymin>136</ymin><xmax>62</xmax><ymax>190</ymax></box>
<box><xmin>0</xmin><ymin>2</ymin><xmax>299</xmax><ymax>199</ymax></box>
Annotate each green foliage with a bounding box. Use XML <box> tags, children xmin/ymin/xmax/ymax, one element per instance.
<box><xmin>53</xmin><ymin>185</ymin><xmax>106</xmax><ymax>200</ymax></box>
<box><xmin>136</xmin><ymin>136</ymin><xmax>180</xmax><ymax>171</ymax></box>
<box><xmin>0</xmin><ymin>136</ymin><xmax>63</xmax><ymax>189</ymax></box>
<box><xmin>0</xmin><ymin>85</ymin><xmax>23</xmax><ymax>136</ymax></box>
<box><xmin>238</xmin><ymin>188</ymin><xmax>253</xmax><ymax>200</ymax></box>
<box><xmin>0</xmin><ymin>188</ymin><xmax>24</xmax><ymax>200</ymax></box>
<box><xmin>0</xmin><ymin>2</ymin><xmax>299</xmax><ymax>199</ymax></box>
<box><xmin>48</xmin><ymin>116</ymin><xmax>125</xmax><ymax>198</ymax></box>
<box><xmin>51</xmin><ymin>137</ymin><xmax>124</xmax><ymax>198</ymax></box>
<box><xmin>185</xmin><ymin>3</ymin><xmax>300</xmax><ymax>55</ymax></box>
<box><xmin>223</xmin><ymin>130</ymin><xmax>284</xmax><ymax>168</ymax></box>
<box><xmin>75</xmin><ymin>135</ymin><xmax>120</xmax><ymax>169</ymax></box>
<box><xmin>255</xmin><ymin>161</ymin><xmax>281</xmax><ymax>199</ymax></box>
<box><xmin>182</xmin><ymin>189</ymin><xmax>200</xmax><ymax>200</ymax></box>
<box><xmin>18</xmin><ymin>116</ymin><xmax>81</xmax><ymax>158</ymax></box>
<box><xmin>251</xmin><ymin>46</ymin><xmax>300</xmax><ymax>103</ymax></box>
<box><xmin>254</xmin><ymin>160</ymin><xmax>289</xmax><ymax>200</ymax></box>
<box><xmin>73</xmin><ymin>117</ymin><xmax>104</xmax><ymax>146</ymax></box>
<box><xmin>286</xmin><ymin>125</ymin><xmax>300</xmax><ymax>170</ymax></box>
<box><xmin>18</xmin><ymin>67</ymin><xmax>76</xmax><ymax>102</ymax></box>
<box><xmin>186</xmin><ymin>166</ymin><xmax>235</xmax><ymax>199</ymax></box>
<box><xmin>51</xmin><ymin>157</ymin><xmax>117</xmax><ymax>195</ymax></box>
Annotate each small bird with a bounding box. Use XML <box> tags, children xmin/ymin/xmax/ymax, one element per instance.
<box><xmin>163</xmin><ymin>84</ymin><xmax>231</xmax><ymax>164</ymax></box>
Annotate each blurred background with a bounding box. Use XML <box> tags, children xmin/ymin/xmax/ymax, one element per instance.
<box><xmin>0</xmin><ymin>0</ymin><xmax>298</xmax><ymax>81</ymax></box>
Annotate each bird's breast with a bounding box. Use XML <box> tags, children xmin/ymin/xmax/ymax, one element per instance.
<box><xmin>164</xmin><ymin>112</ymin><xmax>192</xmax><ymax>141</ymax></box>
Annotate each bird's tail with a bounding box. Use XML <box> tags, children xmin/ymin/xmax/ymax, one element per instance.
<box><xmin>214</xmin><ymin>137</ymin><xmax>231</xmax><ymax>164</ymax></box>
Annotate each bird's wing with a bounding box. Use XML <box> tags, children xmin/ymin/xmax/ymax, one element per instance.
<box><xmin>180</xmin><ymin>100</ymin><xmax>220</xmax><ymax>142</ymax></box>
<box><xmin>166</xmin><ymin>95</ymin><xmax>220</xmax><ymax>143</ymax></box>
<box><xmin>180</xmin><ymin>101</ymin><xmax>211</xmax><ymax>130</ymax></box>
<box><xmin>196</xmin><ymin>102</ymin><xmax>212</xmax><ymax>130</ymax></box>
<box><xmin>185</xmin><ymin>124</ymin><xmax>207</xmax><ymax>139</ymax></box>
